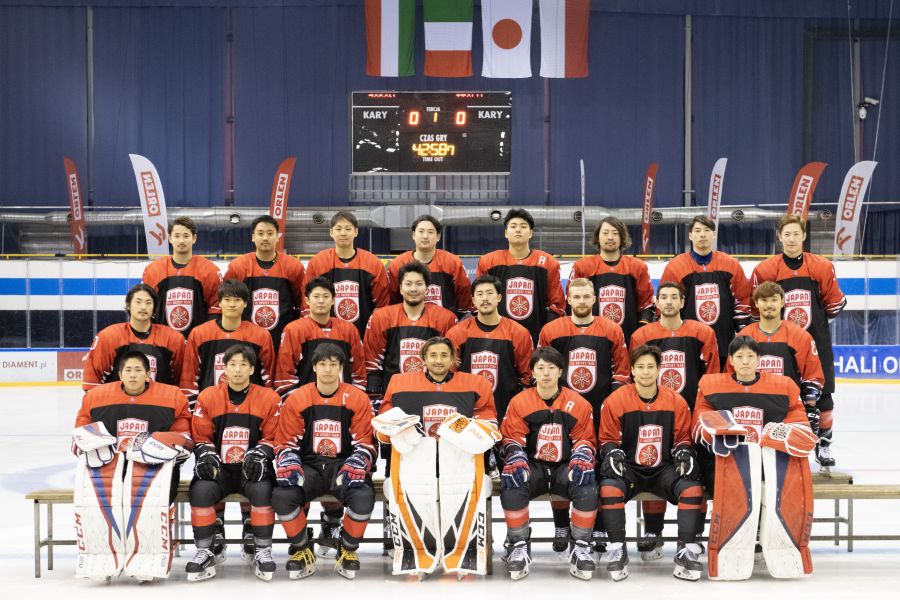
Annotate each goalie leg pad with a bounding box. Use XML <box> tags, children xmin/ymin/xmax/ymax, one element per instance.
<box><xmin>74</xmin><ymin>453</ymin><xmax>126</xmax><ymax>579</ymax></box>
<box><xmin>708</xmin><ymin>443</ymin><xmax>761</xmax><ymax>581</ymax></box>
<box><xmin>122</xmin><ymin>460</ymin><xmax>176</xmax><ymax>580</ymax></box>
<box><xmin>439</xmin><ymin>439</ymin><xmax>491</xmax><ymax>576</ymax></box>
<box><xmin>760</xmin><ymin>446</ymin><xmax>814</xmax><ymax>578</ymax></box>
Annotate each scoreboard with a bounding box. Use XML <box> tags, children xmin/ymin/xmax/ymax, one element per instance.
<box><xmin>351</xmin><ymin>91</ymin><xmax>511</xmax><ymax>173</ymax></box>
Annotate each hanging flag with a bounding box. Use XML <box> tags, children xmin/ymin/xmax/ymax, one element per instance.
<box><xmin>641</xmin><ymin>163</ymin><xmax>659</xmax><ymax>255</ymax></box>
<box><xmin>707</xmin><ymin>157</ymin><xmax>727</xmax><ymax>236</ymax></box>
<box><xmin>833</xmin><ymin>160</ymin><xmax>877</xmax><ymax>256</ymax></box>
<box><xmin>365</xmin><ymin>0</ymin><xmax>415</xmax><ymax>77</ymax></box>
<box><xmin>128</xmin><ymin>154</ymin><xmax>170</xmax><ymax>257</ymax></box>
<box><xmin>786</xmin><ymin>162</ymin><xmax>827</xmax><ymax>220</ymax></box>
<box><xmin>63</xmin><ymin>157</ymin><xmax>88</xmax><ymax>255</ymax></box>
<box><xmin>424</xmin><ymin>0</ymin><xmax>473</xmax><ymax>77</ymax></box>
<box><xmin>539</xmin><ymin>0</ymin><xmax>590</xmax><ymax>78</ymax></box>
<box><xmin>482</xmin><ymin>0</ymin><xmax>532</xmax><ymax>78</ymax></box>
<box><xmin>269</xmin><ymin>157</ymin><xmax>296</xmax><ymax>253</ymax></box>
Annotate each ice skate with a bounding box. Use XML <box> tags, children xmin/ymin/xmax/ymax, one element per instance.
<box><xmin>673</xmin><ymin>543</ymin><xmax>702</xmax><ymax>581</ymax></box>
<box><xmin>606</xmin><ymin>542</ymin><xmax>629</xmax><ymax>581</ymax></box>
<box><xmin>506</xmin><ymin>540</ymin><xmax>532</xmax><ymax>580</ymax></box>
<box><xmin>286</xmin><ymin>544</ymin><xmax>317</xmax><ymax>580</ymax></box>
<box><xmin>186</xmin><ymin>546</ymin><xmax>223</xmax><ymax>582</ymax></box>
<box><xmin>638</xmin><ymin>532</ymin><xmax>664</xmax><ymax>561</ymax></box>
<box><xmin>552</xmin><ymin>526</ymin><xmax>571</xmax><ymax>556</ymax></box>
<box><xmin>240</xmin><ymin>518</ymin><xmax>255</xmax><ymax>563</ymax></box>
<box><xmin>253</xmin><ymin>546</ymin><xmax>276</xmax><ymax>581</ymax></box>
<box><xmin>316</xmin><ymin>513</ymin><xmax>340</xmax><ymax>558</ymax></box>
<box><xmin>568</xmin><ymin>540</ymin><xmax>595</xmax><ymax>580</ymax></box>
<box><xmin>334</xmin><ymin>544</ymin><xmax>360</xmax><ymax>580</ymax></box>
<box><xmin>815</xmin><ymin>443</ymin><xmax>835</xmax><ymax>473</ymax></box>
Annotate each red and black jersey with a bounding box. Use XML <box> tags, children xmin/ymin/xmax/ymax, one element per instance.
<box><xmin>191</xmin><ymin>383</ymin><xmax>280</xmax><ymax>468</ymax></box>
<box><xmin>381</xmin><ymin>371</ymin><xmax>497</xmax><ymax>437</ymax></box>
<box><xmin>445</xmin><ymin>316</ymin><xmax>533</xmax><ymax>422</ymax></box>
<box><xmin>727</xmin><ymin>322</ymin><xmax>824</xmax><ymax>392</ymax></box>
<box><xmin>568</xmin><ymin>254</ymin><xmax>655</xmax><ymax>343</ymax></box>
<box><xmin>224</xmin><ymin>252</ymin><xmax>306</xmax><ymax>352</ymax></box>
<box><xmin>751</xmin><ymin>252</ymin><xmax>846</xmax><ymax>393</ymax></box>
<box><xmin>476</xmin><ymin>249</ymin><xmax>565</xmax><ymax>345</ymax></box>
<box><xmin>629</xmin><ymin>320</ymin><xmax>720</xmax><ymax>410</ymax></box>
<box><xmin>363</xmin><ymin>303</ymin><xmax>457</xmax><ymax>394</ymax></box>
<box><xmin>501</xmin><ymin>387</ymin><xmax>595</xmax><ymax>465</ymax></box>
<box><xmin>387</xmin><ymin>250</ymin><xmax>473</xmax><ymax>317</ymax></box>
<box><xmin>304</xmin><ymin>248</ymin><xmax>390</xmax><ymax>340</ymax></box>
<box><xmin>275</xmin><ymin>316</ymin><xmax>366</xmax><ymax>397</ymax></box>
<box><xmin>538</xmin><ymin>316</ymin><xmax>630</xmax><ymax>428</ymax></box>
<box><xmin>82</xmin><ymin>323</ymin><xmax>185</xmax><ymax>392</ymax></box>
<box><xmin>142</xmin><ymin>255</ymin><xmax>222</xmax><ymax>336</ymax></box>
<box><xmin>180</xmin><ymin>319</ymin><xmax>275</xmax><ymax>400</ymax></box>
<box><xmin>276</xmin><ymin>382</ymin><xmax>375</xmax><ymax>466</ymax></box>
<box><xmin>599</xmin><ymin>384</ymin><xmax>692</xmax><ymax>476</ymax></box>
<box><xmin>660</xmin><ymin>251</ymin><xmax>752</xmax><ymax>368</ymax></box>
<box><xmin>75</xmin><ymin>380</ymin><xmax>191</xmax><ymax>451</ymax></box>
<box><xmin>692</xmin><ymin>372</ymin><xmax>808</xmax><ymax>446</ymax></box>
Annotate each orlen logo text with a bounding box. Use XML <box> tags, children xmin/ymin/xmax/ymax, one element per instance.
<box><xmin>141</xmin><ymin>171</ymin><xmax>161</xmax><ymax>216</ymax></box>
<box><xmin>709</xmin><ymin>174</ymin><xmax>722</xmax><ymax>219</ymax></box>
<box><xmin>272</xmin><ymin>173</ymin><xmax>289</xmax><ymax>218</ymax></box>
<box><xmin>69</xmin><ymin>174</ymin><xmax>82</xmax><ymax>219</ymax></box>
<box><xmin>792</xmin><ymin>175</ymin><xmax>813</xmax><ymax>207</ymax></box>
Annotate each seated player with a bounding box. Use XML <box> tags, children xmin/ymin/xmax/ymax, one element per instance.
<box><xmin>499</xmin><ymin>347</ymin><xmax>598</xmax><ymax>581</ymax></box>
<box><xmin>272</xmin><ymin>344</ymin><xmax>376</xmax><ymax>580</ymax></box>
<box><xmin>598</xmin><ymin>345</ymin><xmax>704</xmax><ymax>581</ymax></box>
<box><xmin>186</xmin><ymin>344</ymin><xmax>281</xmax><ymax>582</ymax></box>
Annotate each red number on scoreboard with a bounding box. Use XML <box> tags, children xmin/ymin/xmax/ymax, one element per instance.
<box><xmin>455</xmin><ymin>111</ymin><xmax>467</xmax><ymax>125</ymax></box>
<box><xmin>408</xmin><ymin>111</ymin><xmax>420</xmax><ymax>126</ymax></box>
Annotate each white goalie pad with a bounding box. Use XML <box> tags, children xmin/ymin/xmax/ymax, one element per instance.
<box><xmin>383</xmin><ymin>437</ymin><xmax>441</xmax><ymax>576</ymax></box>
<box><xmin>438</xmin><ymin>439</ymin><xmax>491</xmax><ymax>576</ymax></box>
<box><xmin>121</xmin><ymin>459</ymin><xmax>176</xmax><ymax>580</ymax></box>
<box><xmin>436</xmin><ymin>414</ymin><xmax>501</xmax><ymax>455</ymax></box>
<box><xmin>708</xmin><ymin>442</ymin><xmax>761</xmax><ymax>581</ymax></box>
<box><xmin>373</xmin><ymin>407</ymin><xmax>424</xmax><ymax>454</ymax></box>
<box><xmin>74</xmin><ymin>453</ymin><xmax>126</xmax><ymax>579</ymax></box>
<box><xmin>760</xmin><ymin>446</ymin><xmax>814</xmax><ymax>578</ymax></box>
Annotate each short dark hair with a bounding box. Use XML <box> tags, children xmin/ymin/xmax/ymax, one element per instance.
<box><xmin>223</xmin><ymin>343</ymin><xmax>257</xmax><ymax>366</ymax></box>
<box><xmin>593</xmin><ymin>217</ymin><xmax>632</xmax><ymax>251</ymax></box>
<box><xmin>504</xmin><ymin>208</ymin><xmax>534</xmax><ymax>230</ymax></box>
<box><xmin>118</xmin><ymin>349</ymin><xmax>150</xmax><ymax>372</ymax></box>
<box><xmin>728</xmin><ymin>335</ymin><xmax>760</xmax><ymax>357</ymax></box>
<box><xmin>471</xmin><ymin>274</ymin><xmax>502</xmax><ymax>294</ymax></box>
<box><xmin>411</xmin><ymin>214</ymin><xmax>442</xmax><ymax>235</ymax></box>
<box><xmin>168</xmin><ymin>216</ymin><xmax>197</xmax><ymax>236</ymax></box>
<box><xmin>777</xmin><ymin>214</ymin><xmax>807</xmax><ymax>235</ymax></box>
<box><xmin>629</xmin><ymin>344</ymin><xmax>662</xmax><ymax>367</ymax></box>
<box><xmin>689</xmin><ymin>215</ymin><xmax>716</xmax><ymax>232</ymax></box>
<box><xmin>656</xmin><ymin>280</ymin><xmax>685</xmax><ymax>298</ymax></box>
<box><xmin>752</xmin><ymin>281</ymin><xmax>785</xmax><ymax>303</ymax></box>
<box><xmin>398</xmin><ymin>260</ymin><xmax>431</xmax><ymax>287</ymax></box>
<box><xmin>251</xmin><ymin>215</ymin><xmax>279</xmax><ymax>233</ymax></box>
<box><xmin>421</xmin><ymin>336</ymin><xmax>454</xmax><ymax>359</ymax></box>
<box><xmin>125</xmin><ymin>283</ymin><xmax>159</xmax><ymax>314</ymax></box>
<box><xmin>218</xmin><ymin>279</ymin><xmax>250</xmax><ymax>303</ymax></box>
<box><xmin>310</xmin><ymin>342</ymin><xmax>347</xmax><ymax>367</ymax></box>
<box><xmin>304</xmin><ymin>276</ymin><xmax>335</xmax><ymax>298</ymax></box>
<box><xmin>529</xmin><ymin>346</ymin><xmax>564</xmax><ymax>370</ymax></box>
<box><xmin>330</xmin><ymin>210</ymin><xmax>358</xmax><ymax>229</ymax></box>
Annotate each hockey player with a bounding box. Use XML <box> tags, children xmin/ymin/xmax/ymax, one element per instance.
<box><xmin>445</xmin><ymin>274</ymin><xmax>532</xmax><ymax>422</ymax></box>
<box><xmin>224</xmin><ymin>215</ymin><xmax>305</xmax><ymax>353</ymax></box>
<box><xmin>387</xmin><ymin>214</ymin><xmax>473</xmax><ymax>318</ymax></box>
<box><xmin>272</xmin><ymin>343</ymin><xmax>376</xmax><ymax>580</ymax></box>
<box><xmin>568</xmin><ymin>217</ymin><xmax>655</xmax><ymax>344</ymax></box>
<box><xmin>82</xmin><ymin>283</ymin><xmax>185</xmax><ymax>392</ymax></box>
<box><xmin>499</xmin><ymin>347</ymin><xmax>598</xmax><ymax>581</ymax></box>
<box><xmin>751</xmin><ymin>214</ymin><xmax>846</xmax><ymax>467</ymax></box>
<box><xmin>186</xmin><ymin>344</ymin><xmax>280</xmax><ymax>582</ymax></box>
<box><xmin>660</xmin><ymin>215</ymin><xmax>751</xmax><ymax>369</ymax></box>
<box><xmin>304</xmin><ymin>210</ymin><xmax>390</xmax><ymax>340</ymax></box>
<box><xmin>476</xmin><ymin>208</ymin><xmax>565</xmax><ymax>345</ymax></box>
<box><xmin>142</xmin><ymin>216</ymin><xmax>222</xmax><ymax>336</ymax></box>
<box><xmin>598</xmin><ymin>344</ymin><xmax>704</xmax><ymax>581</ymax></box>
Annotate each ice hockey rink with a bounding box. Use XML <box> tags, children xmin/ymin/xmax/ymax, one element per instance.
<box><xmin>3</xmin><ymin>381</ymin><xmax>899</xmax><ymax>599</ymax></box>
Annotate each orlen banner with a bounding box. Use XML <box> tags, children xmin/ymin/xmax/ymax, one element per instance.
<box><xmin>833</xmin><ymin>160</ymin><xmax>877</xmax><ymax>256</ymax></box>
<box><xmin>269</xmin><ymin>157</ymin><xmax>296</xmax><ymax>252</ymax></box>
<box><xmin>128</xmin><ymin>154</ymin><xmax>170</xmax><ymax>256</ymax></box>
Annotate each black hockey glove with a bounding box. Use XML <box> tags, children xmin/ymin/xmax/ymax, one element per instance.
<box><xmin>194</xmin><ymin>444</ymin><xmax>221</xmax><ymax>481</ymax></box>
<box><xmin>599</xmin><ymin>447</ymin><xmax>626</xmax><ymax>480</ymax></box>
<box><xmin>673</xmin><ymin>446</ymin><xmax>700</xmax><ymax>480</ymax></box>
<box><xmin>242</xmin><ymin>445</ymin><xmax>274</xmax><ymax>482</ymax></box>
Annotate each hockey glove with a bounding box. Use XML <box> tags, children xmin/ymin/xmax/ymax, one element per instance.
<box><xmin>242</xmin><ymin>445</ymin><xmax>274</xmax><ymax>482</ymax></box>
<box><xmin>800</xmin><ymin>382</ymin><xmax>822</xmax><ymax>405</ymax></box>
<box><xmin>567</xmin><ymin>446</ymin><xmax>596</xmax><ymax>486</ymax></box>
<box><xmin>338</xmin><ymin>450</ymin><xmax>372</xmax><ymax>488</ymax></box>
<box><xmin>275</xmin><ymin>449</ymin><xmax>305</xmax><ymax>487</ymax></box>
<box><xmin>599</xmin><ymin>447</ymin><xmax>627</xmax><ymax>480</ymax></box>
<box><xmin>194</xmin><ymin>444</ymin><xmax>221</xmax><ymax>481</ymax></box>
<box><xmin>500</xmin><ymin>446</ymin><xmax>531</xmax><ymax>490</ymax></box>
<box><xmin>673</xmin><ymin>446</ymin><xmax>700</xmax><ymax>480</ymax></box>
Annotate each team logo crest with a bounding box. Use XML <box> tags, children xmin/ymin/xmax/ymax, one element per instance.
<box><xmin>598</xmin><ymin>285</ymin><xmax>626</xmax><ymax>325</ymax></box>
<box><xmin>567</xmin><ymin>347</ymin><xmax>597</xmax><ymax>393</ymax></box>
<box><xmin>471</xmin><ymin>350</ymin><xmax>499</xmax><ymax>390</ymax></box>
<box><xmin>213</xmin><ymin>352</ymin><xmax>227</xmax><ymax>385</ymax></box>
<box><xmin>221</xmin><ymin>426</ymin><xmax>250</xmax><ymax>463</ymax></box>
<box><xmin>115</xmin><ymin>418</ymin><xmax>148</xmax><ymax>451</ymax></box>
<box><xmin>758</xmin><ymin>354</ymin><xmax>785</xmax><ymax>375</ymax></box>
<box><xmin>312</xmin><ymin>419</ymin><xmax>342</xmax><ymax>457</ymax></box>
<box><xmin>659</xmin><ymin>350</ymin><xmax>686</xmax><ymax>392</ymax></box>
<box><xmin>399</xmin><ymin>338</ymin><xmax>426</xmax><ymax>373</ymax></box>
<box><xmin>335</xmin><ymin>280</ymin><xmax>361</xmax><ymax>323</ymax></box>
<box><xmin>252</xmin><ymin>288</ymin><xmax>280</xmax><ymax>330</ymax></box>
<box><xmin>506</xmin><ymin>277</ymin><xmax>534</xmax><ymax>319</ymax></box>
<box><xmin>145</xmin><ymin>354</ymin><xmax>158</xmax><ymax>381</ymax></box>
<box><xmin>784</xmin><ymin>289</ymin><xmax>812</xmax><ymax>330</ymax></box>
<box><xmin>425</xmin><ymin>284</ymin><xmax>443</xmax><ymax>307</ymax></box>
<box><xmin>695</xmin><ymin>283</ymin><xmax>720</xmax><ymax>325</ymax></box>
<box><xmin>732</xmin><ymin>406</ymin><xmax>764</xmax><ymax>444</ymax></box>
<box><xmin>636</xmin><ymin>424</ymin><xmax>663</xmax><ymax>467</ymax></box>
<box><xmin>164</xmin><ymin>287</ymin><xmax>193</xmax><ymax>332</ymax></box>
<box><xmin>535</xmin><ymin>423</ymin><xmax>563</xmax><ymax>462</ymax></box>
<box><xmin>423</xmin><ymin>404</ymin><xmax>457</xmax><ymax>437</ymax></box>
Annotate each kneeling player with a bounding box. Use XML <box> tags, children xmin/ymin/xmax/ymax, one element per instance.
<box><xmin>500</xmin><ymin>347</ymin><xmax>598</xmax><ymax>581</ymax></box>
<box><xmin>187</xmin><ymin>344</ymin><xmax>280</xmax><ymax>582</ymax></box>
<box><xmin>598</xmin><ymin>345</ymin><xmax>704</xmax><ymax>581</ymax></box>
<box><xmin>272</xmin><ymin>343</ymin><xmax>376</xmax><ymax>580</ymax></box>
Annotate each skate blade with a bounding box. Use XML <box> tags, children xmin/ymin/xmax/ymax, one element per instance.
<box><xmin>509</xmin><ymin>569</ymin><xmax>530</xmax><ymax>581</ymax></box>
<box><xmin>609</xmin><ymin>567</ymin><xmax>629</xmax><ymax>581</ymax></box>
<box><xmin>254</xmin><ymin>566</ymin><xmax>274</xmax><ymax>582</ymax></box>
<box><xmin>288</xmin><ymin>568</ymin><xmax>316</xmax><ymax>580</ymax></box>
<box><xmin>673</xmin><ymin>566</ymin><xmax>700</xmax><ymax>581</ymax></box>
<box><xmin>569</xmin><ymin>566</ymin><xmax>594</xmax><ymax>581</ymax></box>
<box><xmin>241</xmin><ymin>551</ymin><xmax>254</xmax><ymax>564</ymax></box>
<box><xmin>640</xmin><ymin>547</ymin><xmax>664</xmax><ymax>561</ymax></box>
<box><xmin>186</xmin><ymin>566</ymin><xmax>217</xmax><ymax>582</ymax></box>
<box><xmin>315</xmin><ymin>545</ymin><xmax>337</xmax><ymax>558</ymax></box>
<box><xmin>336</xmin><ymin>566</ymin><xmax>358</xmax><ymax>580</ymax></box>
<box><xmin>135</xmin><ymin>576</ymin><xmax>154</xmax><ymax>583</ymax></box>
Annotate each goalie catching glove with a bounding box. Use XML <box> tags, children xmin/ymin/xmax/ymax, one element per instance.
<box><xmin>599</xmin><ymin>446</ymin><xmax>626</xmax><ymax>479</ymax></box>
<box><xmin>241</xmin><ymin>445</ymin><xmax>274</xmax><ymax>482</ymax></box>
<box><xmin>500</xmin><ymin>445</ymin><xmax>530</xmax><ymax>490</ymax></box>
<box><xmin>567</xmin><ymin>446</ymin><xmax>596</xmax><ymax>486</ymax></box>
<box><xmin>194</xmin><ymin>444</ymin><xmax>221</xmax><ymax>481</ymax></box>
<box><xmin>275</xmin><ymin>449</ymin><xmax>304</xmax><ymax>487</ymax></box>
<box><xmin>760</xmin><ymin>421</ymin><xmax>818</xmax><ymax>458</ymax></box>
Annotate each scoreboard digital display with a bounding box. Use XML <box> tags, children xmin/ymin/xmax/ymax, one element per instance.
<box><xmin>351</xmin><ymin>91</ymin><xmax>512</xmax><ymax>173</ymax></box>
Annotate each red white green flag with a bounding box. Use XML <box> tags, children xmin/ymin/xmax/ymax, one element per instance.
<box><xmin>365</xmin><ymin>0</ymin><xmax>415</xmax><ymax>77</ymax></box>
<box><xmin>424</xmin><ymin>0</ymin><xmax>473</xmax><ymax>77</ymax></box>
<box><xmin>539</xmin><ymin>0</ymin><xmax>590</xmax><ymax>78</ymax></box>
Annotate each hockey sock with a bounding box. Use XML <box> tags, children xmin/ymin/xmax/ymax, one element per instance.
<box><xmin>504</xmin><ymin>506</ymin><xmax>530</xmax><ymax>543</ymax></box>
<box><xmin>819</xmin><ymin>410</ymin><xmax>833</xmax><ymax>444</ymax></box>
<box><xmin>322</xmin><ymin>500</ymin><xmax>344</xmax><ymax>523</ymax></box>
<box><xmin>600</xmin><ymin>485</ymin><xmax>627</xmax><ymax>544</ymax></box>
<box><xmin>250</xmin><ymin>505</ymin><xmax>275</xmax><ymax>545</ymax></box>
<box><xmin>214</xmin><ymin>501</ymin><xmax>226</xmax><ymax>530</ymax></box>
<box><xmin>340</xmin><ymin>509</ymin><xmax>370</xmax><ymax>551</ymax></box>
<box><xmin>551</xmin><ymin>498</ymin><xmax>571</xmax><ymax>531</ymax></box>
<box><xmin>191</xmin><ymin>505</ymin><xmax>217</xmax><ymax>545</ymax></box>
<box><xmin>676</xmin><ymin>486</ymin><xmax>704</xmax><ymax>544</ymax></box>
<box><xmin>641</xmin><ymin>500</ymin><xmax>667</xmax><ymax>535</ymax></box>
<box><xmin>571</xmin><ymin>507</ymin><xmax>597</xmax><ymax>542</ymax></box>
<box><xmin>279</xmin><ymin>508</ymin><xmax>309</xmax><ymax>546</ymax></box>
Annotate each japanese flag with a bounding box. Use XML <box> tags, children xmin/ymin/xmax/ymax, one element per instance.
<box><xmin>482</xmin><ymin>0</ymin><xmax>532</xmax><ymax>78</ymax></box>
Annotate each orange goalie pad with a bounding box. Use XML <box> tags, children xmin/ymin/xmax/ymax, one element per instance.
<box><xmin>760</xmin><ymin>446</ymin><xmax>814</xmax><ymax>577</ymax></box>
<box><xmin>708</xmin><ymin>443</ymin><xmax>761</xmax><ymax>580</ymax></box>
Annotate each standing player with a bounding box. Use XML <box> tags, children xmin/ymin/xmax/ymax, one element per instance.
<box><xmin>386</xmin><ymin>215</ymin><xmax>472</xmax><ymax>318</ymax></box>
<box><xmin>499</xmin><ymin>347</ymin><xmax>598</xmax><ymax>581</ymax></box>
<box><xmin>598</xmin><ymin>345</ymin><xmax>705</xmax><ymax>581</ymax></box>
<box><xmin>82</xmin><ymin>283</ymin><xmax>185</xmax><ymax>392</ymax></box>
<box><xmin>224</xmin><ymin>215</ymin><xmax>305</xmax><ymax>353</ymax></box>
<box><xmin>304</xmin><ymin>210</ymin><xmax>390</xmax><ymax>340</ymax></box>
<box><xmin>476</xmin><ymin>208</ymin><xmax>565</xmax><ymax>345</ymax></box>
<box><xmin>272</xmin><ymin>344</ymin><xmax>376</xmax><ymax>580</ymax></box>
<box><xmin>751</xmin><ymin>214</ymin><xmax>846</xmax><ymax>467</ymax></box>
<box><xmin>660</xmin><ymin>215</ymin><xmax>751</xmax><ymax>369</ymax></box>
<box><xmin>142</xmin><ymin>216</ymin><xmax>222</xmax><ymax>337</ymax></box>
<box><xmin>186</xmin><ymin>345</ymin><xmax>281</xmax><ymax>582</ymax></box>
<box><xmin>569</xmin><ymin>217</ymin><xmax>655</xmax><ymax>344</ymax></box>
